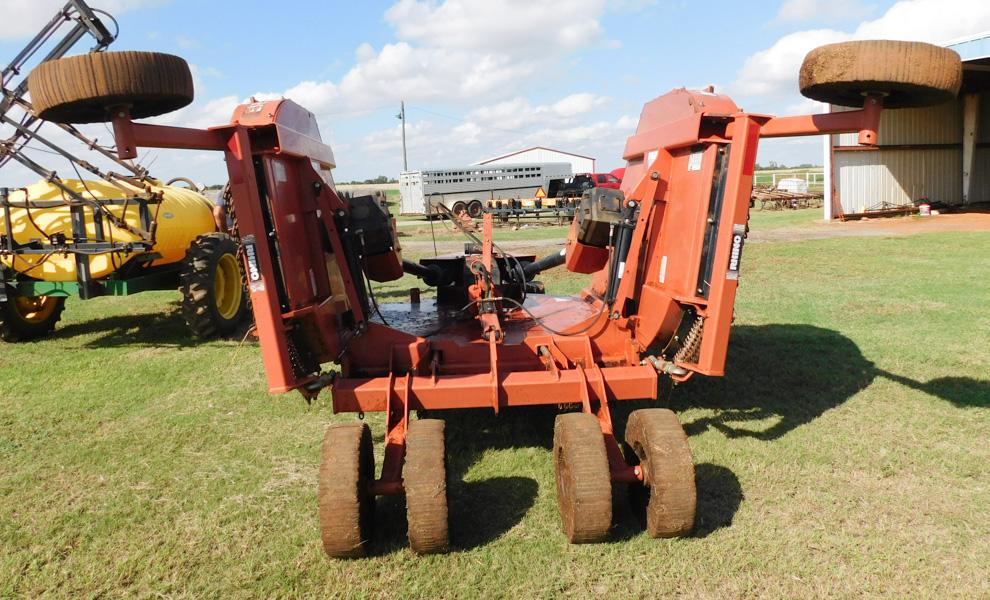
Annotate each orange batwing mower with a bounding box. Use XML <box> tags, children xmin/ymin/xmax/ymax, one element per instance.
<box><xmin>22</xmin><ymin>36</ymin><xmax>960</xmax><ymax>555</ymax></box>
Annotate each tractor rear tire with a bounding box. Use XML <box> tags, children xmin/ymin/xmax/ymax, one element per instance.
<box><xmin>625</xmin><ymin>409</ymin><xmax>696</xmax><ymax>538</ymax></box>
<box><xmin>179</xmin><ymin>233</ymin><xmax>248</xmax><ymax>338</ymax></box>
<box><xmin>0</xmin><ymin>294</ymin><xmax>65</xmax><ymax>342</ymax></box>
<box><xmin>404</xmin><ymin>419</ymin><xmax>450</xmax><ymax>554</ymax></box>
<box><xmin>28</xmin><ymin>51</ymin><xmax>194</xmax><ymax>124</ymax></box>
<box><xmin>318</xmin><ymin>423</ymin><xmax>375</xmax><ymax>559</ymax></box>
<box><xmin>467</xmin><ymin>200</ymin><xmax>484</xmax><ymax>219</ymax></box>
<box><xmin>799</xmin><ymin>40</ymin><xmax>962</xmax><ymax>109</ymax></box>
<box><xmin>553</xmin><ymin>412</ymin><xmax>612</xmax><ymax>543</ymax></box>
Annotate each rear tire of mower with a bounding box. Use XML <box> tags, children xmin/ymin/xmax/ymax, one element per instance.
<box><xmin>799</xmin><ymin>40</ymin><xmax>962</xmax><ymax>108</ymax></box>
<box><xmin>27</xmin><ymin>51</ymin><xmax>194</xmax><ymax>124</ymax></box>
<box><xmin>0</xmin><ymin>294</ymin><xmax>66</xmax><ymax>342</ymax></box>
<box><xmin>318</xmin><ymin>423</ymin><xmax>375</xmax><ymax>559</ymax></box>
<box><xmin>179</xmin><ymin>233</ymin><xmax>248</xmax><ymax>338</ymax></box>
<box><xmin>553</xmin><ymin>412</ymin><xmax>612</xmax><ymax>544</ymax></box>
<box><xmin>625</xmin><ymin>409</ymin><xmax>696</xmax><ymax>538</ymax></box>
<box><xmin>404</xmin><ymin>419</ymin><xmax>450</xmax><ymax>554</ymax></box>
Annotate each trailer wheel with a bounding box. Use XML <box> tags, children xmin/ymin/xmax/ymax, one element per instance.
<box><xmin>404</xmin><ymin>419</ymin><xmax>450</xmax><ymax>554</ymax></box>
<box><xmin>466</xmin><ymin>200</ymin><xmax>484</xmax><ymax>219</ymax></box>
<box><xmin>27</xmin><ymin>51</ymin><xmax>194</xmax><ymax>124</ymax></box>
<box><xmin>450</xmin><ymin>201</ymin><xmax>467</xmax><ymax>217</ymax></box>
<box><xmin>799</xmin><ymin>41</ymin><xmax>962</xmax><ymax>109</ymax></box>
<box><xmin>319</xmin><ymin>423</ymin><xmax>375</xmax><ymax>559</ymax></box>
<box><xmin>0</xmin><ymin>294</ymin><xmax>66</xmax><ymax>342</ymax></box>
<box><xmin>553</xmin><ymin>412</ymin><xmax>612</xmax><ymax>543</ymax></box>
<box><xmin>179</xmin><ymin>233</ymin><xmax>248</xmax><ymax>338</ymax></box>
<box><xmin>625</xmin><ymin>409</ymin><xmax>695</xmax><ymax>538</ymax></box>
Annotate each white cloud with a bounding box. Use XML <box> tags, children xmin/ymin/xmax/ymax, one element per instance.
<box><xmin>775</xmin><ymin>0</ymin><xmax>874</xmax><ymax>23</ymax></box>
<box><xmin>349</xmin><ymin>93</ymin><xmax>633</xmax><ymax>173</ymax></box>
<box><xmin>737</xmin><ymin>0</ymin><xmax>990</xmax><ymax>103</ymax></box>
<box><xmin>0</xmin><ymin>0</ymin><xmax>168</xmax><ymax>41</ymax></box>
<box><xmin>251</xmin><ymin>0</ymin><xmax>616</xmax><ymax>116</ymax></box>
<box><xmin>384</xmin><ymin>0</ymin><xmax>606</xmax><ymax>57</ymax></box>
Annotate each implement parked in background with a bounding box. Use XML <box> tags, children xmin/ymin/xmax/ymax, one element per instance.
<box><xmin>0</xmin><ymin>1</ymin><xmax>248</xmax><ymax>341</ymax></box>
<box><xmin>21</xmin><ymin>21</ymin><xmax>962</xmax><ymax>557</ymax></box>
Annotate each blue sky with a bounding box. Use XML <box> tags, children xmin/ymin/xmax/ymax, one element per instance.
<box><xmin>3</xmin><ymin>0</ymin><xmax>989</xmax><ymax>185</ymax></box>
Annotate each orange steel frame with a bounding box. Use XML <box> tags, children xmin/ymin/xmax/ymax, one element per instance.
<box><xmin>108</xmin><ymin>90</ymin><xmax>885</xmax><ymax>493</ymax></box>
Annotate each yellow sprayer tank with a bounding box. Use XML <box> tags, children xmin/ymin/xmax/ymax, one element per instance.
<box><xmin>1</xmin><ymin>179</ymin><xmax>217</xmax><ymax>281</ymax></box>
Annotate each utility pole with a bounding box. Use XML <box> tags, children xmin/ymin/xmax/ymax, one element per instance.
<box><xmin>397</xmin><ymin>100</ymin><xmax>408</xmax><ymax>172</ymax></box>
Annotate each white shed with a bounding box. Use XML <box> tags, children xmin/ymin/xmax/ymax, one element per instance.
<box><xmin>476</xmin><ymin>146</ymin><xmax>596</xmax><ymax>174</ymax></box>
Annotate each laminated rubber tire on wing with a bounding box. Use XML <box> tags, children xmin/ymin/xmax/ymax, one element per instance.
<box><xmin>404</xmin><ymin>419</ymin><xmax>450</xmax><ymax>554</ymax></box>
<box><xmin>318</xmin><ymin>423</ymin><xmax>376</xmax><ymax>559</ymax></box>
<box><xmin>799</xmin><ymin>40</ymin><xmax>962</xmax><ymax>109</ymax></box>
<box><xmin>625</xmin><ymin>408</ymin><xmax>696</xmax><ymax>538</ymax></box>
<box><xmin>553</xmin><ymin>412</ymin><xmax>612</xmax><ymax>543</ymax></box>
<box><xmin>28</xmin><ymin>51</ymin><xmax>194</xmax><ymax>124</ymax></box>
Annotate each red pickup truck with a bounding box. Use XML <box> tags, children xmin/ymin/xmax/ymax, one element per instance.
<box><xmin>554</xmin><ymin>171</ymin><xmax>623</xmax><ymax>197</ymax></box>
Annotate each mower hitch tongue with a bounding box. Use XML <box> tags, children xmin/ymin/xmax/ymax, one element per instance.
<box><xmin>20</xmin><ymin>27</ymin><xmax>961</xmax><ymax>555</ymax></box>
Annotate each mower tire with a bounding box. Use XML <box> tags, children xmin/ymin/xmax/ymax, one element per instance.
<box><xmin>28</xmin><ymin>51</ymin><xmax>194</xmax><ymax>124</ymax></box>
<box><xmin>800</xmin><ymin>40</ymin><xmax>962</xmax><ymax>108</ymax></box>
<box><xmin>553</xmin><ymin>412</ymin><xmax>612</xmax><ymax>543</ymax></box>
<box><xmin>624</xmin><ymin>408</ymin><xmax>696</xmax><ymax>538</ymax></box>
<box><xmin>319</xmin><ymin>423</ymin><xmax>376</xmax><ymax>559</ymax></box>
<box><xmin>404</xmin><ymin>419</ymin><xmax>450</xmax><ymax>554</ymax></box>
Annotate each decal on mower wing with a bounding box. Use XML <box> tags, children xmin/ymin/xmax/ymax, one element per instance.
<box><xmin>242</xmin><ymin>235</ymin><xmax>266</xmax><ymax>292</ymax></box>
<box><xmin>726</xmin><ymin>224</ymin><xmax>746</xmax><ymax>280</ymax></box>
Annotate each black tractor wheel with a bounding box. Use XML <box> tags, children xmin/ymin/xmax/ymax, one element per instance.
<box><xmin>179</xmin><ymin>233</ymin><xmax>248</xmax><ymax>338</ymax></box>
<box><xmin>800</xmin><ymin>40</ymin><xmax>962</xmax><ymax>109</ymax></box>
<box><xmin>625</xmin><ymin>409</ymin><xmax>696</xmax><ymax>538</ymax></box>
<box><xmin>318</xmin><ymin>423</ymin><xmax>376</xmax><ymax>559</ymax></box>
<box><xmin>28</xmin><ymin>51</ymin><xmax>194</xmax><ymax>124</ymax></box>
<box><xmin>553</xmin><ymin>412</ymin><xmax>612</xmax><ymax>543</ymax></box>
<box><xmin>404</xmin><ymin>419</ymin><xmax>450</xmax><ymax>554</ymax></box>
<box><xmin>0</xmin><ymin>293</ymin><xmax>66</xmax><ymax>342</ymax></box>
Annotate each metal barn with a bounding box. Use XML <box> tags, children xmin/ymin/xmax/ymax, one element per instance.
<box><xmin>824</xmin><ymin>32</ymin><xmax>990</xmax><ymax>219</ymax></box>
<box><xmin>476</xmin><ymin>146</ymin><xmax>596</xmax><ymax>174</ymax></box>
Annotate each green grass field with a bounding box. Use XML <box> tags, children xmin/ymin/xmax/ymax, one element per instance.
<box><xmin>1</xmin><ymin>210</ymin><xmax>988</xmax><ymax>598</ymax></box>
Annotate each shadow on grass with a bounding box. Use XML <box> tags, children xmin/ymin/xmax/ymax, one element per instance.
<box><xmin>665</xmin><ymin>324</ymin><xmax>878</xmax><ymax>441</ymax></box>
<box><xmin>879</xmin><ymin>372</ymin><xmax>990</xmax><ymax>409</ymax></box>
<box><xmin>52</xmin><ymin>306</ymin><xmax>253</xmax><ymax>349</ymax></box>
<box><xmin>612</xmin><ymin>462</ymin><xmax>742</xmax><ymax>541</ymax></box>
<box><xmin>368</xmin><ymin>407</ymin><xmax>551</xmax><ymax>554</ymax></box>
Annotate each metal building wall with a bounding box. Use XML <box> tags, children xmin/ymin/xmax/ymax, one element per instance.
<box><xmin>832</xmin><ymin>100</ymin><xmax>968</xmax><ymax>215</ymax></box>
<box><xmin>478</xmin><ymin>148</ymin><xmax>595</xmax><ymax>174</ymax></box>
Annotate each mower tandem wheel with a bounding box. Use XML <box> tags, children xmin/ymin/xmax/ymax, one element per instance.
<box><xmin>318</xmin><ymin>423</ymin><xmax>375</xmax><ymax>559</ymax></box>
<box><xmin>404</xmin><ymin>419</ymin><xmax>450</xmax><ymax>554</ymax></box>
<box><xmin>553</xmin><ymin>412</ymin><xmax>612</xmax><ymax>543</ymax></box>
<box><xmin>27</xmin><ymin>51</ymin><xmax>194</xmax><ymax>124</ymax></box>
<box><xmin>799</xmin><ymin>40</ymin><xmax>962</xmax><ymax>109</ymax></box>
<box><xmin>625</xmin><ymin>408</ymin><xmax>696</xmax><ymax>538</ymax></box>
